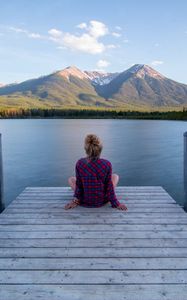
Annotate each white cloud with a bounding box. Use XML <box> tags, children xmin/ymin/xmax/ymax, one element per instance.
<box><xmin>88</xmin><ymin>20</ymin><xmax>108</xmax><ymax>38</ymax></box>
<box><xmin>48</xmin><ymin>20</ymin><xmax>111</xmax><ymax>54</ymax></box>
<box><xmin>48</xmin><ymin>28</ymin><xmax>62</xmax><ymax>39</ymax></box>
<box><xmin>151</xmin><ymin>60</ymin><xmax>164</xmax><ymax>66</ymax></box>
<box><xmin>62</xmin><ymin>33</ymin><xmax>106</xmax><ymax>54</ymax></box>
<box><xmin>8</xmin><ymin>21</ymin><xmax>123</xmax><ymax>55</ymax></box>
<box><xmin>112</xmin><ymin>32</ymin><xmax>121</xmax><ymax>38</ymax></box>
<box><xmin>28</xmin><ymin>33</ymin><xmax>42</xmax><ymax>39</ymax></box>
<box><xmin>76</xmin><ymin>21</ymin><xmax>108</xmax><ymax>37</ymax></box>
<box><xmin>96</xmin><ymin>59</ymin><xmax>110</xmax><ymax>68</ymax></box>
<box><xmin>123</xmin><ymin>39</ymin><xmax>129</xmax><ymax>43</ymax></box>
<box><xmin>76</xmin><ymin>22</ymin><xmax>87</xmax><ymax>29</ymax></box>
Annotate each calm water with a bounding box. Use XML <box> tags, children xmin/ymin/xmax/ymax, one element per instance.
<box><xmin>0</xmin><ymin>119</ymin><xmax>187</xmax><ymax>208</ymax></box>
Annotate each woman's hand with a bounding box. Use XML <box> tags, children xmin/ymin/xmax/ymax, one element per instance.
<box><xmin>64</xmin><ymin>198</ymin><xmax>80</xmax><ymax>210</ymax></box>
<box><xmin>116</xmin><ymin>203</ymin><xmax>128</xmax><ymax>211</ymax></box>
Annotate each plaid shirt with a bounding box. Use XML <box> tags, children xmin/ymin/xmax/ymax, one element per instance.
<box><xmin>73</xmin><ymin>157</ymin><xmax>120</xmax><ymax>207</ymax></box>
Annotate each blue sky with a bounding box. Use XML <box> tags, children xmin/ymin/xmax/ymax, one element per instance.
<box><xmin>0</xmin><ymin>0</ymin><xmax>187</xmax><ymax>84</ymax></box>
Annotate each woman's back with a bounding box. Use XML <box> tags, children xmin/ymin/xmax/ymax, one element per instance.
<box><xmin>74</xmin><ymin>157</ymin><xmax>119</xmax><ymax>207</ymax></box>
<box><xmin>65</xmin><ymin>134</ymin><xmax>127</xmax><ymax>211</ymax></box>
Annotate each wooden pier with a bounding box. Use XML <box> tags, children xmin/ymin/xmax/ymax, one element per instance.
<box><xmin>0</xmin><ymin>186</ymin><xmax>187</xmax><ymax>299</ymax></box>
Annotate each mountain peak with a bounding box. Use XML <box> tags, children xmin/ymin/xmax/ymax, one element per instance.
<box><xmin>128</xmin><ymin>64</ymin><xmax>164</xmax><ymax>79</ymax></box>
<box><xmin>56</xmin><ymin>66</ymin><xmax>89</xmax><ymax>80</ymax></box>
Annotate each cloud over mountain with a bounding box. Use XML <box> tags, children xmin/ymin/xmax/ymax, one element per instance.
<box><xmin>48</xmin><ymin>20</ymin><xmax>114</xmax><ymax>54</ymax></box>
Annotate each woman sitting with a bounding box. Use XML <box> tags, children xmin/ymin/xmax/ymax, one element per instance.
<box><xmin>65</xmin><ymin>134</ymin><xmax>127</xmax><ymax>211</ymax></box>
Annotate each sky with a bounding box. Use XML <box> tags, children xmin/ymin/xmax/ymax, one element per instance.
<box><xmin>0</xmin><ymin>0</ymin><xmax>187</xmax><ymax>84</ymax></box>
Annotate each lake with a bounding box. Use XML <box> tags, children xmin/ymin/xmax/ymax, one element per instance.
<box><xmin>0</xmin><ymin>119</ymin><xmax>187</xmax><ymax>209</ymax></box>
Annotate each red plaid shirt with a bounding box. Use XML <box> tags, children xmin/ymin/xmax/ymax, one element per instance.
<box><xmin>73</xmin><ymin>157</ymin><xmax>120</xmax><ymax>207</ymax></box>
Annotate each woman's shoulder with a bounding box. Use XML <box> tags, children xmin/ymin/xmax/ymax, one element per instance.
<box><xmin>76</xmin><ymin>157</ymin><xmax>87</xmax><ymax>165</ymax></box>
<box><xmin>99</xmin><ymin>158</ymin><xmax>112</xmax><ymax>167</ymax></box>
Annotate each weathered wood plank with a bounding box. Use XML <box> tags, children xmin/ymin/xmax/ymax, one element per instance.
<box><xmin>1</xmin><ymin>212</ymin><xmax>186</xmax><ymax>218</ymax></box>
<box><xmin>0</xmin><ymin>284</ymin><xmax>187</xmax><ymax>300</ymax></box>
<box><xmin>1</xmin><ymin>238</ymin><xmax>187</xmax><ymax>248</ymax></box>
<box><xmin>1</xmin><ymin>247</ymin><xmax>187</xmax><ymax>258</ymax></box>
<box><xmin>2</xmin><ymin>213</ymin><xmax>185</xmax><ymax>219</ymax></box>
<box><xmin>7</xmin><ymin>205</ymin><xmax>181</xmax><ymax>213</ymax></box>
<box><xmin>4</xmin><ymin>206</ymin><xmax>184</xmax><ymax>213</ymax></box>
<box><xmin>0</xmin><ymin>224</ymin><xmax>187</xmax><ymax>231</ymax></box>
<box><xmin>0</xmin><ymin>257</ymin><xmax>187</xmax><ymax>270</ymax></box>
<box><xmin>0</xmin><ymin>270</ymin><xmax>187</xmax><ymax>284</ymax></box>
<box><xmin>0</xmin><ymin>230</ymin><xmax>187</xmax><ymax>239</ymax></box>
<box><xmin>1</xmin><ymin>217</ymin><xmax>187</xmax><ymax>225</ymax></box>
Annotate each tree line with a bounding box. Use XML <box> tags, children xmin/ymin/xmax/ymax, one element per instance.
<box><xmin>1</xmin><ymin>107</ymin><xmax>187</xmax><ymax>120</ymax></box>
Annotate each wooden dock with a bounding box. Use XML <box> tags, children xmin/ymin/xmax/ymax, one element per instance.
<box><xmin>0</xmin><ymin>186</ymin><xmax>187</xmax><ymax>299</ymax></box>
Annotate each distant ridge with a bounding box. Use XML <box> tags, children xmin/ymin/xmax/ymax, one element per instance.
<box><xmin>0</xmin><ymin>64</ymin><xmax>187</xmax><ymax>109</ymax></box>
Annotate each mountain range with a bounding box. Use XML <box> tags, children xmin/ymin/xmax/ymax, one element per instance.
<box><xmin>1</xmin><ymin>64</ymin><xmax>187</xmax><ymax>110</ymax></box>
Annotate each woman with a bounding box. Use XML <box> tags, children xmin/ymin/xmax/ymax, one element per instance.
<box><xmin>64</xmin><ymin>134</ymin><xmax>128</xmax><ymax>210</ymax></box>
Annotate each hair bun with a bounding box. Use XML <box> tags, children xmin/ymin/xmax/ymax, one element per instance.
<box><xmin>87</xmin><ymin>134</ymin><xmax>99</xmax><ymax>146</ymax></box>
<box><xmin>84</xmin><ymin>134</ymin><xmax>103</xmax><ymax>160</ymax></box>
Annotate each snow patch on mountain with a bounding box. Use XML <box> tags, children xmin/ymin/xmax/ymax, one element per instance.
<box><xmin>85</xmin><ymin>71</ymin><xmax>119</xmax><ymax>85</ymax></box>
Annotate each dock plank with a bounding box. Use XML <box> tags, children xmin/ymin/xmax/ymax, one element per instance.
<box><xmin>0</xmin><ymin>186</ymin><xmax>187</xmax><ymax>300</ymax></box>
<box><xmin>1</xmin><ymin>284</ymin><xmax>187</xmax><ymax>300</ymax></box>
<box><xmin>1</xmin><ymin>257</ymin><xmax>187</xmax><ymax>270</ymax></box>
<box><xmin>1</xmin><ymin>269</ymin><xmax>187</xmax><ymax>284</ymax></box>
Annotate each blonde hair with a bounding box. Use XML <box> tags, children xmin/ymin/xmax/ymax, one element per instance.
<box><xmin>84</xmin><ymin>134</ymin><xmax>103</xmax><ymax>160</ymax></box>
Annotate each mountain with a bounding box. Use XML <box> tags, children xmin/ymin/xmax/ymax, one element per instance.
<box><xmin>96</xmin><ymin>64</ymin><xmax>187</xmax><ymax>106</ymax></box>
<box><xmin>0</xmin><ymin>66</ymin><xmax>110</xmax><ymax>107</ymax></box>
<box><xmin>0</xmin><ymin>64</ymin><xmax>187</xmax><ymax>109</ymax></box>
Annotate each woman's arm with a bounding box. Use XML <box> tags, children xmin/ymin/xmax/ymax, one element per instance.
<box><xmin>105</xmin><ymin>163</ymin><xmax>127</xmax><ymax>210</ymax></box>
<box><xmin>64</xmin><ymin>161</ymin><xmax>83</xmax><ymax>210</ymax></box>
<box><xmin>73</xmin><ymin>162</ymin><xmax>83</xmax><ymax>201</ymax></box>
